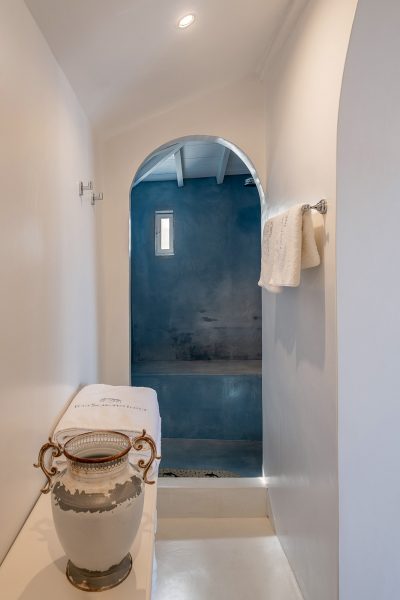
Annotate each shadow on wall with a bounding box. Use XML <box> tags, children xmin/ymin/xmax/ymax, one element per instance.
<box><xmin>131</xmin><ymin>175</ymin><xmax>262</xmax><ymax>362</ymax></box>
<box><xmin>273</xmin><ymin>219</ymin><xmax>326</xmax><ymax>370</ymax></box>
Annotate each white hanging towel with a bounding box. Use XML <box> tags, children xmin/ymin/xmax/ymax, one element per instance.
<box><xmin>53</xmin><ymin>384</ymin><xmax>161</xmax><ymax>474</ymax></box>
<box><xmin>258</xmin><ymin>204</ymin><xmax>320</xmax><ymax>290</ymax></box>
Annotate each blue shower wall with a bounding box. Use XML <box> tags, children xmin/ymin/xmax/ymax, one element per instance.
<box><xmin>131</xmin><ymin>175</ymin><xmax>262</xmax><ymax>362</ymax></box>
<box><xmin>132</xmin><ymin>370</ymin><xmax>262</xmax><ymax>440</ymax></box>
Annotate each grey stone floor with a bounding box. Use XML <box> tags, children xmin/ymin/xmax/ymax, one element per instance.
<box><xmin>160</xmin><ymin>438</ymin><xmax>262</xmax><ymax>477</ymax></box>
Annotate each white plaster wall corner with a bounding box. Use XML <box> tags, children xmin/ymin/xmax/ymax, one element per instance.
<box><xmin>0</xmin><ymin>0</ymin><xmax>98</xmax><ymax>562</ymax></box>
<box><xmin>337</xmin><ymin>0</ymin><xmax>400</xmax><ymax>597</ymax></box>
<box><xmin>261</xmin><ymin>1</ymin><xmax>358</xmax><ymax>599</ymax></box>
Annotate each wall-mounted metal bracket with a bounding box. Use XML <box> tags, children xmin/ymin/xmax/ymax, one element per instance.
<box><xmin>91</xmin><ymin>192</ymin><xmax>104</xmax><ymax>206</ymax></box>
<box><xmin>302</xmin><ymin>199</ymin><xmax>327</xmax><ymax>215</ymax></box>
<box><xmin>79</xmin><ymin>181</ymin><xmax>93</xmax><ymax>196</ymax></box>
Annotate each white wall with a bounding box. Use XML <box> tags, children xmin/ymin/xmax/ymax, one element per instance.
<box><xmin>262</xmin><ymin>1</ymin><xmax>357</xmax><ymax>599</ymax></box>
<box><xmin>337</xmin><ymin>1</ymin><xmax>400</xmax><ymax>597</ymax></box>
<box><xmin>0</xmin><ymin>1</ymin><xmax>98</xmax><ymax>562</ymax></box>
<box><xmin>96</xmin><ymin>77</ymin><xmax>266</xmax><ymax>384</ymax></box>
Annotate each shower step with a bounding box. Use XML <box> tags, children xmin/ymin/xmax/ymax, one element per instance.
<box><xmin>160</xmin><ymin>438</ymin><xmax>262</xmax><ymax>477</ymax></box>
<box><xmin>132</xmin><ymin>362</ymin><xmax>262</xmax><ymax>440</ymax></box>
<box><xmin>157</xmin><ymin>477</ymin><xmax>270</xmax><ymax>520</ymax></box>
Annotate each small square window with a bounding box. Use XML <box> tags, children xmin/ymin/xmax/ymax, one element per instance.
<box><xmin>155</xmin><ymin>211</ymin><xmax>174</xmax><ymax>255</ymax></box>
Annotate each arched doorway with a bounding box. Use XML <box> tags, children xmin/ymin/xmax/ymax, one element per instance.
<box><xmin>130</xmin><ymin>136</ymin><xmax>264</xmax><ymax>478</ymax></box>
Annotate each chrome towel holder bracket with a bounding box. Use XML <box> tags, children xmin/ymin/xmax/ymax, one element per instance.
<box><xmin>79</xmin><ymin>181</ymin><xmax>93</xmax><ymax>196</ymax></box>
<box><xmin>91</xmin><ymin>192</ymin><xmax>103</xmax><ymax>206</ymax></box>
<box><xmin>302</xmin><ymin>199</ymin><xmax>327</xmax><ymax>215</ymax></box>
<box><xmin>79</xmin><ymin>181</ymin><xmax>104</xmax><ymax>206</ymax></box>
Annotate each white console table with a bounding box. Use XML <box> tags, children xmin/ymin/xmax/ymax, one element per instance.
<box><xmin>0</xmin><ymin>485</ymin><xmax>157</xmax><ymax>599</ymax></box>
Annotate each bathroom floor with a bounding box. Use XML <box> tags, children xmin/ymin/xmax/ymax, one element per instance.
<box><xmin>153</xmin><ymin>517</ymin><xmax>303</xmax><ymax>600</ymax></box>
<box><xmin>160</xmin><ymin>438</ymin><xmax>262</xmax><ymax>477</ymax></box>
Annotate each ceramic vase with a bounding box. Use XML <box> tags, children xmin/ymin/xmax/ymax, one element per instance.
<box><xmin>34</xmin><ymin>429</ymin><xmax>159</xmax><ymax>591</ymax></box>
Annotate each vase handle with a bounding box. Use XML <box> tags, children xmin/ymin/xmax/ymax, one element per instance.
<box><xmin>33</xmin><ymin>438</ymin><xmax>63</xmax><ymax>494</ymax></box>
<box><xmin>131</xmin><ymin>430</ymin><xmax>161</xmax><ymax>485</ymax></box>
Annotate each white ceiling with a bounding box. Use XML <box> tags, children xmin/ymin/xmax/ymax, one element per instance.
<box><xmin>143</xmin><ymin>141</ymin><xmax>249</xmax><ymax>183</ymax></box>
<box><xmin>25</xmin><ymin>0</ymin><xmax>293</xmax><ymax>137</ymax></box>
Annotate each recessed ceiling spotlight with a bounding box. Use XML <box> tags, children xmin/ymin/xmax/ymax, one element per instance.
<box><xmin>178</xmin><ymin>14</ymin><xmax>195</xmax><ymax>29</ymax></box>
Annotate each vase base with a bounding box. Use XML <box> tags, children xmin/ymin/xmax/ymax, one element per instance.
<box><xmin>66</xmin><ymin>553</ymin><xmax>133</xmax><ymax>592</ymax></box>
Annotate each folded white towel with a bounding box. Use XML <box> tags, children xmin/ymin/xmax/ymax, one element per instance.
<box><xmin>258</xmin><ymin>204</ymin><xmax>320</xmax><ymax>290</ymax></box>
<box><xmin>53</xmin><ymin>384</ymin><xmax>161</xmax><ymax>474</ymax></box>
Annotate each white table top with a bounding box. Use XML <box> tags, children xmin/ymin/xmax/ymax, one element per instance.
<box><xmin>0</xmin><ymin>485</ymin><xmax>157</xmax><ymax>599</ymax></box>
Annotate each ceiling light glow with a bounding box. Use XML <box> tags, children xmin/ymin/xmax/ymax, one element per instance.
<box><xmin>178</xmin><ymin>14</ymin><xmax>195</xmax><ymax>29</ymax></box>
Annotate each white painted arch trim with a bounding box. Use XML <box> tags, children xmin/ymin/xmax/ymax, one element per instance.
<box><xmin>129</xmin><ymin>135</ymin><xmax>267</xmax><ymax>385</ymax></box>
<box><xmin>130</xmin><ymin>134</ymin><xmax>266</xmax><ymax>216</ymax></box>
<box><xmin>129</xmin><ymin>134</ymin><xmax>266</xmax><ymax>383</ymax></box>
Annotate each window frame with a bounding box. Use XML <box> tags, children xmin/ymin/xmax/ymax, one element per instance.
<box><xmin>155</xmin><ymin>210</ymin><xmax>174</xmax><ymax>256</ymax></box>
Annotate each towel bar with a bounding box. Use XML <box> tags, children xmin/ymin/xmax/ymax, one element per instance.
<box><xmin>302</xmin><ymin>199</ymin><xmax>327</xmax><ymax>215</ymax></box>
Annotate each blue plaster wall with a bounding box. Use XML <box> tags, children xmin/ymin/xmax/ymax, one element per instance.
<box><xmin>132</xmin><ymin>370</ymin><xmax>262</xmax><ymax>440</ymax></box>
<box><xmin>131</xmin><ymin>175</ymin><xmax>262</xmax><ymax>362</ymax></box>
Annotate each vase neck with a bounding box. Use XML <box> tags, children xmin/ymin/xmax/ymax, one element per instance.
<box><xmin>67</xmin><ymin>454</ymin><xmax>129</xmax><ymax>482</ymax></box>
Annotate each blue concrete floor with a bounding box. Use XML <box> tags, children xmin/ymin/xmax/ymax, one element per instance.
<box><xmin>160</xmin><ymin>438</ymin><xmax>263</xmax><ymax>477</ymax></box>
